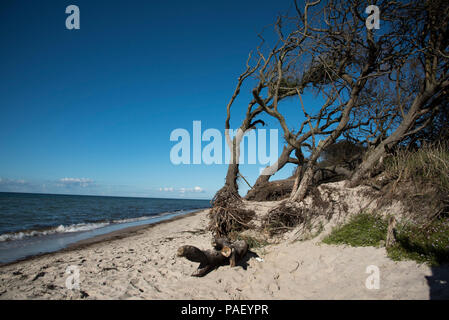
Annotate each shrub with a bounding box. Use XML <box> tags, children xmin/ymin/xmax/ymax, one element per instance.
<box><xmin>319</xmin><ymin>139</ymin><xmax>365</xmax><ymax>168</ymax></box>
<box><xmin>382</xmin><ymin>142</ymin><xmax>449</xmax><ymax>222</ymax></box>
<box><xmin>384</xmin><ymin>142</ymin><xmax>449</xmax><ymax>195</ymax></box>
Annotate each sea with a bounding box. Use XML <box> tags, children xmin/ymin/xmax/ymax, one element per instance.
<box><xmin>0</xmin><ymin>192</ymin><xmax>210</xmax><ymax>264</ymax></box>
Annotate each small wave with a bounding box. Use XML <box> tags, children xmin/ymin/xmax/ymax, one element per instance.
<box><xmin>0</xmin><ymin>209</ymin><xmax>196</xmax><ymax>242</ymax></box>
<box><xmin>111</xmin><ymin>216</ymin><xmax>152</xmax><ymax>224</ymax></box>
<box><xmin>0</xmin><ymin>221</ymin><xmax>111</xmax><ymax>242</ymax></box>
<box><xmin>110</xmin><ymin>210</ymin><xmax>186</xmax><ymax>224</ymax></box>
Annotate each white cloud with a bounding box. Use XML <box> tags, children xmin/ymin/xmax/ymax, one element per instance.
<box><xmin>159</xmin><ymin>187</ymin><xmax>174</xmax><ymax>192</ymax></box>
<box><xmin>0</xmin><ymin>178</ymin><xmax>27</xmax><ymax>185</ymax></box>
<box><xmin>0</xmin><ymin>178</ymin><xmax>31</xmax><ymax>192</ymax></box>
<box><xmin>161</xmin><ymin>186</ymin><xmax>205</xmax><ymax>194</ymax></box>
<box><xmin>59</xmin><ymin>178</ymin><xmax>93</xmax><ymax>188</ymax></box>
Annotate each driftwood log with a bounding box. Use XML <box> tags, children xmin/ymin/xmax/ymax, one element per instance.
<box><xmin>177</xmin><ymin>238</ymin><xmax>248</xmax><ymax>277</ymax></box>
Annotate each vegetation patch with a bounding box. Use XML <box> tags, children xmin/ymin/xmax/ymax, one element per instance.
<box><xmin>323</xmin><ymin>212</ymin><xmax>449</xmax><ymax>266</ymax></box>
<box><xmin>382</xmin><ymin>142</ymin><xmax>449</xmax><ymax>222</ymax></box>
<box><xmin>384</xmin><ymin>143</ymin><xmax>449</xmax><ymax>194</ymax></box>
<box><xmin>322</xmin><ymin>212</ymin><xmax>388</xmax><ymax>247</ymax></box>
<box><xmin>387</xmin><ymin>219</ymin><xmax>449</xmax><ymax>266</ymax></box>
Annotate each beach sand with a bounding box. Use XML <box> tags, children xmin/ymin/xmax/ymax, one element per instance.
<box><xmin>0</xmin><ymin>208</ymin><xmax>447</xmax><ymax>300</ymax></box>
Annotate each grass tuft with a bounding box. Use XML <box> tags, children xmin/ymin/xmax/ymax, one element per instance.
<box><xmin>384</xmin><ymin>142</ymin><xmax>449</xmax><ymax>195</ymax></box>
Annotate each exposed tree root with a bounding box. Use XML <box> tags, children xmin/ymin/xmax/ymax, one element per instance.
<box><xmin>208</xmin><ymin>187</ymin><xmax>256</xmax><ymax>238</ymax></box>
<box><xmin>262</xmin><ymin>186</ymin><xmax>347</xmax><ymax>236</ymax></box>
<box><xmin>262</xmin><ymin>201</ymin><xmax>307</xmax><ymax>235</ymax></box>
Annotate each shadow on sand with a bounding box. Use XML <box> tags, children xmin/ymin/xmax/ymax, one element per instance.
<box><xmin>236</xmin><ymin>250</ymin><xmax>260</xmax><ymax>270</ymax></box>
<box><xmin>426</xmin><ymin>264</ymin><xmax>449</xmax><ymax>299</ymax></box>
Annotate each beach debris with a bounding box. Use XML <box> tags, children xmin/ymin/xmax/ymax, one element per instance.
<box><xmin>46</xmin><ymin>284</ymin><xmax>56</xmax><ymax>290</ymax></box>
<box><xmin>101</xmin><ymin>267</ymin><xmax>118</xmax><ymax>272</ymax></box>
<box><xmin>32</xmin><ymin>271</ymin><xmax>46</xmax><ymax>281</ymax></box>
<box><xmin>289</xmin><ymin>261</ymin><xmax>301</xmax><ymax>273</ymax></box>
<box><xmin>177</xmin><ymin>238</ymin><xmax>248</xmax><ymax>277</ymax></box>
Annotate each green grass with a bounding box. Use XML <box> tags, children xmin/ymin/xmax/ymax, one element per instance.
<box><xmin>387</xmin><ymin>219</ymin><xmax>449</xmax><ymax>266</ymax></box>
<box><xmin>322</xmin><ymin>212</ymin><xmax>449</xmax><ymax>266</ymax></box>
<box><xmin>322</xmin><ymin>212</ymin><xmax>388</xmax><ymax>247</ymax></box>
<box><xmin>384</xmin><ymin>142</ymin><xmax>449</xmax><ymax>194</ymax></box>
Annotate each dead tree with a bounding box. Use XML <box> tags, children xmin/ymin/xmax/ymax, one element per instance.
<box><xmin>250</xmin><ymin>0</ymin><xmax>407</xmax><ymax>202</ymax></box>
<box><xmin>349</xmin><ymin>0</ymin><xmax>449</xmax><ymax>186</ymax></box>
<box><xmin>212</xmin><ymin>0</ymin><xmax>447</xmax><ymax>235</ymax></box>
<box><xmin>209</xmin><ymin>32</ymin><xmax>303</xmax><ymax>236</ymax></box>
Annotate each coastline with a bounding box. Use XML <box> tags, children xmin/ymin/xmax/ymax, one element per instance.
<box><xmin>0</xmin><ymin>209</ymin><xmax>207</xmax><ymax>268</ymax></box>
<box><xmin>1</xmin><ymin>205</ymin><xmax>447</xmax><ymax>299</ymax></box>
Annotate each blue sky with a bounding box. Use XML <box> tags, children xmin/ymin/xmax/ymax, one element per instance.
<box><xmin>0</xmin><ymin>0</ymin><xmax>315</xmax><ymax>199</ymax></box>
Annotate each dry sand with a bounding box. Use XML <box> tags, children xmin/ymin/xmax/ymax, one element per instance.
<box><xmin>0</xmin><ymin>208</ymin><xmax>448</xmax><ymax>300</ymax></box>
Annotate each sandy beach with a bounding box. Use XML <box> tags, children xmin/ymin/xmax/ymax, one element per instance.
<box><xmin>0</xmin><ymin>207</ymin><xmax>447</xmax><ymax>300</ymax></box>
<box><xmin>2</xmin><ymin>0</ymin><xmax>448</xmax><ymax>304</ymax></box>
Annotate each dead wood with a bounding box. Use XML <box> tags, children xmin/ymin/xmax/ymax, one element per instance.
<box><xmin>177</xmin><ymin>239</ymin><xmax>249</xmax><ymax>277</ymax></box>
<box><xmin>245</xmin><ymin>178</ymin><xmax>295</xmax><ymax>201</ymax></box>
<box><xmin>386</xmin><ymin>216</ymin><xmax>397</xmax><ymax>248</ymax></box>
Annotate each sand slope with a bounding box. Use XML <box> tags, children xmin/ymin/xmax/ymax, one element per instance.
<box><xmin>0</xmin><ymin>209</ymin><xmax>447</xmax><ymax>300</ymax></box>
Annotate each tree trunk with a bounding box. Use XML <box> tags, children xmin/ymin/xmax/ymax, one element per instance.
<box><xmin>289</xmin><ymin>135</ymin><xmax>342</xmax><ymax>202</ymax></box>
<box><xmin>386</xmin><ymin>216</ymin><xmax>397</xmax><ymax>248</ymax></box>
<box><xmin>253</xmin><ymin>144</ymin><xmax>296</xmax><ymax>189</ymax></box>
<box><xmin>290</xmin><ymin>168</ymin><xmax>301</xmax><ymax>196</ymax></box>
<box><xmin>289</xmin><ymin>58</ymin><xmax>373</xmax><ymax>201</ymax></box>
<box><xmin>245</xmin><ymin>178</ymin><xmax>295</xmax><ymax>201</ymax></box>
<box><xmin>224</xmin><ymin>163</ymin><xmax>239</xmax><ymax>194</ymax></box>
<box><xmin>223</xmin><ymin>128</ymin><xmax>246</xmax><ymax>195</ymax></box>
<box><xmin>255</xmin><ymin>146</ymin><xmax>290</xmax><ymax>186</ymax></box>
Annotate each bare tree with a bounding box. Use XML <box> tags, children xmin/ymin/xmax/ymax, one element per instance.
<box><xmin>210</xmin><ymin>0</ymin><xmax>448</xmax><ymax>236</ymax></box>
<box><xmin>349</xmin><ymin>0</ymin><xmax>449</xmax><ymax>186</ymax></box>
<box><xmin>250</xmin><ymin>0</ymin><xmax>414</xmax><ymax>202</ymax></box>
